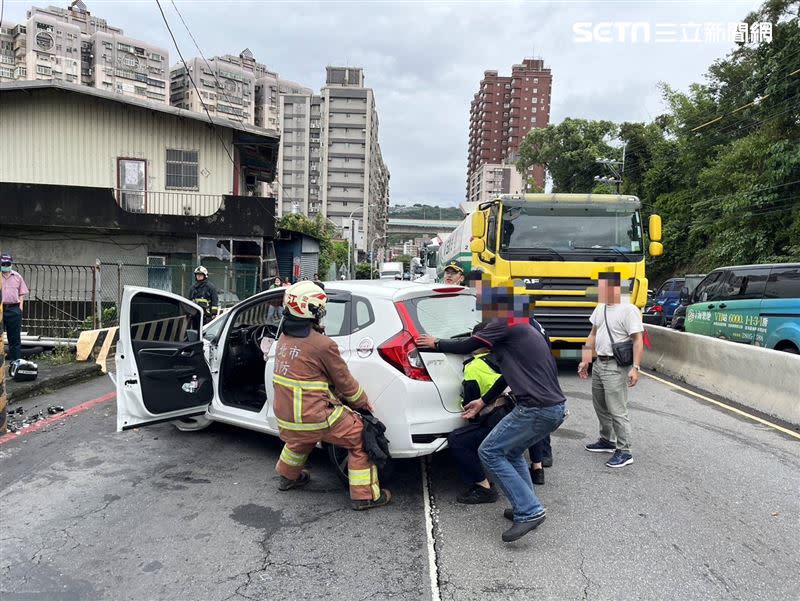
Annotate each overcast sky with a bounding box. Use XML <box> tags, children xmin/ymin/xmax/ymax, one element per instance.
<box><xmin>5</xmin><ymin>0</ymin><xmax>763</xmax><ymax>206</ymax></box>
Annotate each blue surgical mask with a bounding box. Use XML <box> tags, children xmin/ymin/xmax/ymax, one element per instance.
<box><xmin>1</xmin><ymin>266</ymin><xmax>11</xmax><ymax>273</ymax></box>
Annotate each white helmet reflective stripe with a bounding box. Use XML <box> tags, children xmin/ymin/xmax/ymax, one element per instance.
<box><xmin>284</xmin><ymin>281</ymin><xmax>327</xmax><ymax>319</ymax></box>
<box><xmin>194</xmin><ymin>266</ymin><xmax>209</xmax><ymax>276</ymax></box>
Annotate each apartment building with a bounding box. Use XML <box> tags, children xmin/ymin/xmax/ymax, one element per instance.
<box><xmin>466</xmin><ymin>162</ymin><xmax>526</xmax><ymax>205</ymax></box>
<box><xmin>466</xmin><ymin>58</ymin><xmax>552</xmax><ymax>198</ymax></box>
<box><xmin>274</xmin><ymin>67</ymin><xmax>389</xmax><ymax>253</ymax></box>
<box><xmin>170</xmin><ymin>57</ymin><xmax>256</xmax><ymax>124</ymax></box>
<box><xmin>0</xmin><ymin>2</ymin><xmax>169</xmax><ymax>104</ymax></box>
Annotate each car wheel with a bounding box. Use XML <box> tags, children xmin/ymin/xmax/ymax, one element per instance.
<box><xmin>777</xmin><ymin>344</ymin><xmax>798</xmax><ymax>354</ymax></box>
<box><xmin>173</xmin><ymin>416</ymin><xmax>213</xmax><ymax>432</ymax></box>
<box><xmin>325</xmin><ymin>443</ymin><xmax>395</xmax><ymax>488</ymax></box>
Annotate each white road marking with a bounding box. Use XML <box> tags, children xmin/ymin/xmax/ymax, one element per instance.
<box><xmin>421</xmin><ymin>458</ymin><xmax>442</xmax><ymax>601</ymax></box>
<box><xmin>641</xmin><ymin>370</ymin><xmax>800</xmax><ymax>440</ymax></box>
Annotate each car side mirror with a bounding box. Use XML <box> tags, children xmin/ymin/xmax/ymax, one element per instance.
<box><xmin>186</xmin><ymin>329</ymin><xmax>200</xmax><ymax>343</ymax></box>
<box><xmin>679</xmin><ymin>286</ymin><xmax>690</xmax><ymax>305</ymax></box>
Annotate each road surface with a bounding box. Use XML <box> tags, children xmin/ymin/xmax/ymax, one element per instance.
<box><xmin>1</xmin><ymin>368</ymin><xmax>798</xmax><ymax>601</ymax></box>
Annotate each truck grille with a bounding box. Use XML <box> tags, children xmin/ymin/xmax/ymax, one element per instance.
<box><xmin>535</xmin><ymin>307</ymin><xmax>593</xmax><ymax>338</ymax></box>
<box><xmin>522</xmin><ymin>277</ymin><xmax>598</xmax><ymax>302</ymax></box>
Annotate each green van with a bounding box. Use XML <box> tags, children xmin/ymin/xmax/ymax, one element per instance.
<box><xmin>684</xmin><ymin>263</ymin><xmax>800</xmax><ymax>353</ymax></box>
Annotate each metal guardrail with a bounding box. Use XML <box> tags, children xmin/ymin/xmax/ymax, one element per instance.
<box><xmin>114</xmin><ymin>189</ymin><xmax>224</xmax><ymax>217</ymax></box>
<box><xmin>14</xmin><ymin>263</ymin><xmax>99</xmax><ymax>340</ymax></box>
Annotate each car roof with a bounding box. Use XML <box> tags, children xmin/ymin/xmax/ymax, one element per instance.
<box><xmin>242</xmin><ymin>280</ymin><xmax>472</xmax><ymax>306</ymax></box>
<box><xmin>711</xmin><ymin>262</ymin><xmax>800</xmax><ymax>272</ymax></box>
<box><xmin>324</xmin><ymin>279</ymin><xmax>471</xmax><ymax>300</ymax></box>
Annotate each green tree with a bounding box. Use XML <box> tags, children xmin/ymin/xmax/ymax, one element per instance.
<box><xmin>516</xmin><ymin>118</ymin><xmax>618</xmax><ymax>192</ymax></box>
<box><xmin>355</xmin><ymin>262</ymin><xmax>376</xmax><ymax>280</ymax></box>
<box><xmin>277</xmin><ymin>213</ymin><xmax>339</xmax><ymax>276</ymax></box>
<box><xmin>395</xmin><ymin>254</ymin><xmax>414</xmax><ymax>273</ymax></box>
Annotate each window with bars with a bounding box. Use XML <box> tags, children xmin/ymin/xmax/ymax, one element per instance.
<box><xmin>165</xmin><ymin>149</ymin><xmax>199</xmax><ymax>189</ymax></box>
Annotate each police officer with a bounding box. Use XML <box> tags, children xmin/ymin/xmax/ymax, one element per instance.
<box><xmin>442</xmin><ymin>261</ymin><xmax>465</xmax><ymax>285</ymax></box>
<box><xmin>188</xmin><ymin>266</ymin><xmax>220</xmax><ymax>319</ymax></box>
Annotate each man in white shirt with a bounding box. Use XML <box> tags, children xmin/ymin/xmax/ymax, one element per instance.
<box><xmin>578</xmin><ymin>271</ymin><xmax>644</xmax><ymax>468</ymax></box>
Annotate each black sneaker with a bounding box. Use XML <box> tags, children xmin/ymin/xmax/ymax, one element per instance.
<box><xmin>503</xmin><ymin>508</ymin><xmax>514</xmax><ymax>521</ymax></box>
<box><xmin>606</xmin><ymin>450</ymin><xmax>634</xmax><ymax>468</ymax></box>
<box><xmin>530</xmin><ymin>467</ymin><xmax>545</xmax><ymax>486</ymax></box>
<box><xmin>457</xmin><ymin>484</ymin><xmax>499</xmax><ymax>505</ymax></box>
<box><xmin>584</xmin><ymin>438</ymin><xmax>616</xmax><ymax>453</ymax></box>
<box><xmin>352</xmin><ymin>489</ymin><xmax>393</xmax><ymax>510</ymax></box>
<box><xmin>277</xmin><ymin>470</ymin><xmax>310</xmax><ymax>491</ymax></box>
<box><xmin>541</xmin><ymin>455</ymin><xmax>553</xmax><ymax>468</ymax></box>
<box><xmin>502</xmin><ymin>512</ymin><xmax>546</xmax><ymax>542</ymax></box>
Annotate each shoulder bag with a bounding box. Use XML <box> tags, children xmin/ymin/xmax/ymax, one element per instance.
<box><xmin>604</xmin><ymin>305</ymin><xmax>634</xmax><ymax>367</ymax></box>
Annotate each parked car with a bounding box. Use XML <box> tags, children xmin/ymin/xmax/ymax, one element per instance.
<box><xmin>643</xmin><ymin>277</ymin><xmax>685</xmax><ymax>326</ymax></box>
<box><xmin>112</xmin><ymin>280</ymin><xmax>479</xmax><ymax>481</ymax></box>
<box><xmin>668</xmin><ymin>274</ymin><xmax>707</xmax><ymax>331</ymax></box>
<box><xmin>682</xmin><ymin>263</ymin><xmax>800</xmax><ymax>353</ymax></box>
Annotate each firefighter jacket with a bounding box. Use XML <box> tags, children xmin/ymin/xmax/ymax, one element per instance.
<box><xmin>273</xmin><ymin>327</ymin><xmax>369</xmax><ymax>431</ymax></box>
<box><xmin>188</xmin><ymin>279</ymin><xmax>220</xmax><ymax>315</ymax></box>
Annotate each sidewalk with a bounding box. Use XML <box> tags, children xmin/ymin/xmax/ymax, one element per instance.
<box><xmin>6</xmin><ymin>361</ymin><xmax>104</xmax><ymax>404</ymax></box>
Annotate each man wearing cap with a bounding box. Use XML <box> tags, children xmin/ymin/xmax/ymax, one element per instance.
<box><xmin>443</xmin><ymin>261</ymin><xmax>465</xmax><ymax>286</ymax></box>
<box><xmin>1</xmin><ymin>254</ymin><xmax>29</xmax><ymax>362</ymax></box>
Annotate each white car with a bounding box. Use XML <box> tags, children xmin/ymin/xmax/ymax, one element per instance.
<box><xmin>114</xmin><ymin>281</ymin><xmax>479</xmax><ymax>479</ymax></box>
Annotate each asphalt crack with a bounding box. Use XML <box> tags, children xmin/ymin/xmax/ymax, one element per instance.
<box><xmin>578</xmin><ymin>548</ymin><xmax>595</xmax><ymax>600</ymax></box>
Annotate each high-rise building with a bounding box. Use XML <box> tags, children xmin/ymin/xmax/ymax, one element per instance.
<box><xmin>0</xmin><ymin>2</ymin><xmax>169</xmax><ymax>104</ymax></box>
<box><xmin>466</xmin><ymin>162</ymin><xmax>527</xmax><ymax>206</ymax></box>
<box><xmin>170</xmin><ymin>57</ymin><xmax>256</xmax><ymax>124</ymax></box>
<box><xmin>275</xmin><ymin>66</ymin><xmax>389</xmax><ymax>253</ymax></box>
<box><xmin>466</xmin><ymin>58</ymin><xmax>552</xmax><ymax>199</ymax></box>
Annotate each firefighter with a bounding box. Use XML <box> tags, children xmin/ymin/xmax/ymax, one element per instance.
<box><xmin>273</xmin><ymin>281</ymin><xmax>392</xmax><ymax>510</ymax></box>
<box><xmin>188</xmin><ymin>266</ymin><xmax>220</xmax><ymax>319</ymax></box>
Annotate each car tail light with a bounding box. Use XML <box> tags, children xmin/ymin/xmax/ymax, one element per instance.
<box><xmin>652</xmin><ymin>304</ymin><xmax>663</xmax><ymax>313</ymax></box>
<box><xmin>377</xmin><ymin>302</ymin><xmax>432</xmax><ymax>381</ymax></box>
<box><xmin>432</xmin><ymin>287</ymin><xmax>464</xmax><ymax>293</ymax></box>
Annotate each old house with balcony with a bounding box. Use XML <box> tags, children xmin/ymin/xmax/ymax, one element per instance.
<box><xmin>0</xmin><ymin>80</ymin><xmax>282</xmax><ymax>300</ymax></box>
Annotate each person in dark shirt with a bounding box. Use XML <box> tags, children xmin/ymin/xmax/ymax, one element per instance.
<box><xmin>417</xmin><ymin>277</ymin><xmax>566</xmax><ymax>542</ymax></box>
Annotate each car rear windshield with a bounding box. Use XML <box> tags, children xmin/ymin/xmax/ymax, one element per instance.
<box><xmin>401</xmin><ymin>294</ymin><xmax>480</xmax><ymax>339</ymax></box>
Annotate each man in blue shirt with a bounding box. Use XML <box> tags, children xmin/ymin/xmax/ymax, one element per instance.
<box><xmin>417</xmin><ymin>277</ymin><xmax>566</xmax><ymax>542</ymax></box>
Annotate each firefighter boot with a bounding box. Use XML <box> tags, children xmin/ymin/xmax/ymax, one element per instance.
<box><xmin>278</xmin><ymin>470</ymin><xmax>311</xmax><ymax>491</ymax></box>
<box><xmin>351</xmin><ymin>489</ymin><xmax>392</xmax><ymax>511</ymax></box>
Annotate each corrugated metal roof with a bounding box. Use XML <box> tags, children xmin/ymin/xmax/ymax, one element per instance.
<box><xmin>0</xmin><ymin>80</ymin><xmax>280</xmax><ymax>140</ymax></box>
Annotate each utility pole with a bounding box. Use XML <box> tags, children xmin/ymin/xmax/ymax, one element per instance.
<box><xmin>593</xmin><ymin>142</ymin><xmax>626</xmax><ymax>194</ymax></box>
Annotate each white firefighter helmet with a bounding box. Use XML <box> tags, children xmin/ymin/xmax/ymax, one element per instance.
<box><xmin>194</xmin><ymin>265</ymin><xmax>209</xmax><ymax>277</ymax></box>
<box><xmin>284</xmin><ymin>281</ymin><xmax>327</xmax><ymax>319</ymax></box>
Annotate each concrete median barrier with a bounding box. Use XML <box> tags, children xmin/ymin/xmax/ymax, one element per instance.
<box><xmin>642</xmin><ymin>325</ymin><xmax>800</xmax><ymax>427</ymax></box>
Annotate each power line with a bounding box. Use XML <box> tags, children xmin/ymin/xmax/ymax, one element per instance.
<box><xmin>153</xmin><ymin>0</ymin><xmax>234</xmax><ymax>165</ymax></box>
<box><xmin>164</xmin><ymin>0</ymin><xmax>295</xmax><ymax>222</ymax></box>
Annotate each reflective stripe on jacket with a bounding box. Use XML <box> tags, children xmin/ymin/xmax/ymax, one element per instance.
<box><xmin>273</xmin><ymin>329</ymin><xmax>368</xmax><ymax>431</ymax></box>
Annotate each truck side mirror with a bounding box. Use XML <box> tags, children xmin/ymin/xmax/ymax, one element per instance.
<box><xmin>471</xmin><ymin>212</ymin><xmax>486</xmax><ymax>237</ymax></box>
<box><xmin>649</xmin><ymin>214</ymin><xmax>662</xmax><ymax>242</ymax></box>
<box><xmin>649</xmin><ymin>241</ymin><xmax>663</xmax><ymax>256</ymax></box>
<box><xmin>679</xmin><ymin>286</ymin><xmax>690</xmax><ymax>305</ymax></box>
<box><xmin>470</xmin><ymin>238</ymin><xmax>485</xmax><ymax>253</ymax></box>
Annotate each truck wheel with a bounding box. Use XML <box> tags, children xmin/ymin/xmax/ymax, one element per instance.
<box><xmin>326</xmin><ymin>443</ymin><xmax>395</xmax><ymax>488</ymax></box>
<box><xmin>776</xmin><ymin>343</ymin><xmax>798</xmax><ymax>354</ymax></box>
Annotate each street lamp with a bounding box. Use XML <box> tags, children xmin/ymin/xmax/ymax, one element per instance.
<box><xmin>345</xmin><ymin>203</ymin><xmax>378</xmax><ymax>279</ymax></box>
<box><xmin>369</xmin><ymin>235</ymin><xmax>386</xmax><ymax>280</ymax></box>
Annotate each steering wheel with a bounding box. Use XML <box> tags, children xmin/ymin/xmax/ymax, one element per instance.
<box><xmin>250</xmin><ymin>324</ymin><xmax>271</xmax><ymax>349</ymax></box>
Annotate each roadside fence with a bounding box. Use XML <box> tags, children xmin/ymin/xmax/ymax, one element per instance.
<box><xmin>13</xmin><ymin>261</ymin><xmax>261</xmax><ymax>341</ymax></box>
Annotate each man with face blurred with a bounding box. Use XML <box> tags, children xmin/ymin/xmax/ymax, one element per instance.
<box><xmin>578</xmin><ymin>271</ymin><xmax>644</xmax><ymax>469</ymax></box>
<box><xmin>416</xmin><ymin>275</ymin><xmax>566</xmax><ymax>542</ymax></box>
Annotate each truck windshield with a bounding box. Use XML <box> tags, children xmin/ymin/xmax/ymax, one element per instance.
<box><xmin>499</xmin><ymin>205</ymin><xmax>643</xmax><ymax>261</ymax></box>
